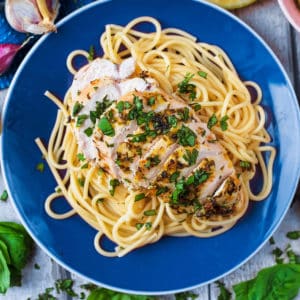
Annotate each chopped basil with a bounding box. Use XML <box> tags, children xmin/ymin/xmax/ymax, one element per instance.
<box><xmin>135</xmin><ymin>193</ymin><xmax>146</xmax><ymax>202</ymax></box>
<box><xmin>167</xmin><ymin>115</ymin><xmax>178</xmax><ymax>128</ymax></box>
<box><xmin>136</xmin><ymin>223</ymin><xmax>143</xmax><ymax>230</ymax></box>
<box><xmin>170</xmin><ymin>171</ymin><xmax>180</xmax><ymax>183</ymax></box>
<box><xmin>220</xmin><ymin>115</ymin><xmax>229</xmax><ymax>131</ymax></box>
<box><xmin>198</xmin><ymin>71</ymin><xmax>207</xmax><ymax>79</ymax></box>
<box><xmin>78</xmin><ymin>177</ymin><xmax>85</xmax><ymax>187</ymax></box>
<box><xmin>194</xmin><ymin>169</ymin><xmax>210</xmax><ymax>185</ymax></box>
<box><xmin>192</xmin><ymin>103</ymin><xmax>201</xmax><ymax>111</ymax></box>
<box><xmin>134</xmin><ymin>95</ymin><xmax>143</xmax><ymax>111</ymax></box>
<box><xmin>156</xmin><ymin>186</ymin><xmax>169</xmax><ymax>196</ymax></box>
<box><xmin>109</xmin><ymin>179</ymin><xmax>120</xmax><ymax>196</ymax></box>
<box><xmin>287</xmin><ymin>231</ymin><xmax>300</xmax><ymax>240</ymax></box>
<box><xmin>98</xmin><ymin>117</ymin><xmax>115</xmax><ymax>137</ymax></box>
<box><xmin>183</xmin><ymin>149</ymin><xmax>198</xmax><ymax>166</ymax></box>
<box><xmin>207</xmin><ymin>113</ymin><xmax>217</xmax><ymax>130</ymax></box>
<box><xmin>0</xmin><ymin>190</ymin><xmax>8</xmax><ymax>201</ymax></box>
<box><xmin>145</xmin><ymin>222</ymin><xmax>152</xmax><ymax>230</ymax></box>
<box><xmin>148</xmin><ymin>97</ymin><xmax>156</xmax><ymax>106</ymax></box>
<box><xmin>36</xmin><ymin>162</ymin><xmax>45</xmax><ymax>173</ymax></box>
<box><xmin>240</xmin><ymin>160</ymin><xmax>251</xmax><ymax>170</ymax></box>
<box><xmin>144</xmin><ymin>209</ymin><xmax>156</xmax><ymax>216</ymax></box>
<box><xmin>124</xmin><ymin>101</ymin><xmax>132</xmax><ymax>109</ymax></box>
<box><xmin>88</xmin><ymin>45</ymin><xmax>95</xmax><ymax>61</ymax></box>
<box><xmin>76</xmin><ymin>114</ymin><xmax>88</xmax><ymax>127</ymax></box>
<box><xmin>81</xmin><ymin>163</ymin><xmax>89</xmax><ymax>169</ymax></box>
<box><xmin>116</xmin><ymin>101</ymin><xmax>124</xmax><ymax>113</ymax></box>
<box><xmin>177</xmin><ymin>125</ymin><xmax>197</xmax><ymax>147</ymax></box>
<box><xmin>177</xmin><ymin>73</ymin><xmax>196</xmax><ymax>100</ymax></box>
<box><xmin>128</xmin><ymin>132</ymin><xmax>148</xmax><ymax>143</ymax></box>
<box><xmin>84</xmin><ymin>127</ymin><xmax>93</xmax><ymax>137</ymax></box>
<box><xmin>77</xmin><ymin>153</ymin><xmax>85</xmax><ymax>161</ymax></box>
<box><xmin>72</xmin><ymin>102</ymin><xmax>83</xmax><ymax>117</ymax></box>
<box><xmin>115</xmin><ymin>159</ymin><xmax>121</xmax><ymax>166</ymax></box>
<box><xmin>145</xmin><ymin>155</ymin><xmax>161</xmax><ymax>169</ymax></box>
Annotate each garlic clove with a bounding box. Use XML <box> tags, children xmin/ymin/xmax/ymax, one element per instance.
<box><xmin>5</xmin><ymin>0</ymin><xmax>60</xmax><ymax>35</ymax></box>
<box><xmin>0</xmin><ymin>37</ymin><xmax>32</xmax><ymax>75</ymax></box>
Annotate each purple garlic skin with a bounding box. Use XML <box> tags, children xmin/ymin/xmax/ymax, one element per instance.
<box><xmin>5</xmin><ymin>0</ymin><xmax>60</xmax><ymax>35</ymax></box>
<box><xmin>0</xmin><ymin>37</ymin><xmax>32</xmax><ymax>75</ymax></box>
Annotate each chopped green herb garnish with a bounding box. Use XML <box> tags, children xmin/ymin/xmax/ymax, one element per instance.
<box><xmin>84</xmin><ymin>127</ymin><xmax>93</xmax><ymax>137</ymax></box>
<box><xmin>124</xmin><ymin>101</ymin><xmax>132</xmax><ymax>109</ymax></box>
<box><xmin>145</xmin><ymin>155</ymin><xmax>161</xmax><ymax>169</ymax></box>
<box><xmin>76</xmin><ymin>114</ymin><xmax>88</xmax><ymax>127</ymax></box>
<box><xmin>77</xmin><ymin>153</ymin><xmax>85</xmax><ymax>161</ymax></box>
<box><xmin>136</xmin><ymin>223</ymin><xmax>143</xmax><ymax>230</ymax></box>
<box><xmin>167</xmin><ymin>115</ymin><xmax>178</xmax><ymax>128</ymax></box>
<box><xmin>147</xmin><ymin>97</ymin><xmax>156</xmax><ymax>106</ymax></box>
<box><xmin>220</xmin><ymin>115</ymin><xmax>229</xmax><ymax>131</ymax></box>
<box><xmin>129</xmin><ymin>132</ymin><xmax>148</xmax><ymax>143</ymax></box>
<box><xmin>287</xmin><ymin>231</ymin><xmax>300</xmax><ymax>240</ymax></box>
<box><xmin>198</xmin><ymin>71</ymin><xmax>207</xmax><ymax>79</ymax></box>
<box><xmin>134</xmin><ymin>95</ymin><xmax>143</xmax><ymax>111</ymax></box>
<box><xmin>144</xmin><ymin>209</ymin><xmax>156</xmax><ymax>216</ymax></box>
<box><xmin>177</xmin><ymin>73</ymin><xmax>196</xmax><ymax>100</ymax></box>
<box><xmin>170</xmin><ymin>171</ymin><xmax>180</xmax><ymax>183</ymax></box>
<box><xmin>272</xmin><ymin>247</ymin><xmax>283</xmax><ymax>264</ymax></box>
<box><xmin>156</xmin><ymin>186</ymin><xmax>169</xmax><ymax>196</ymax></box>
<box><xmin>36</xmin><ymin>162</ymin><xmax>45</xmax><ymax>173</ymax></box>
<box><xmin>135</xmin><ymin>193</ymin><xmax>146</xmax><ymax>202</ymax></box>
<box><xmin>183</xmin><ymin>149</ymin><xmax>198</xmax><ymax>166</ymax></box>
<box><xmin>116</xmin><ymin>101</ymin><xmax>125</xmax><ymax>113</ymax></box>
<box><xmin>145</xmin><ymin>222</ymin><xmax>152</xmax><ymax>230</ymax></box>
<box><xmin>177</xmin><ymin>125</ymin><xmax>197</xmax><ymax>147</ymax></box>
<box><xmin>178</xmin><ymin>107</ymin><xmax>189</xmax><ymax>122</ymax></box>
<box><xmin>109</xmin><ymin>179</ymin><xmax>120</xmax><ymax>196</ymax></box>
<box><xmin>81</xmin><ymin>163</ymin><xmax>89</xmax><ymax>169</ymax></box>
<box><xmin>78</xmin><ymin>177</ymin><xmax>85</xmax><ymax>187</ymax></box>
<box><xmin>34</xmin><ymin>263</ymin><xmax>40</xmax><ymax>270</ymax></box>
<box><xmin>72</xmin><ymin>101</ymin><xmax>84</xmax><ymax>117</ymax></box>
<box><xmin>216</xmin><ymin>281</ymin><xmax>231</xmax><ymax>300</ymax></box>
<box><xmin>98</xmin><ymin>117</ymin><xmax>115</xmax><ymax>137</ymax></box>
<box><xmin>192</xmin><ymin>103</ymin><xmax>201</xmax><ymax>111</ymax></box>
<box><xmin>175</xmin><ymin>291</ymin><xmax>198</xmax><ymax>300</ymax></box>
<box><xmin>0</xmin><ymin>190</ymin><xmax>8</xmax><ymax>202</ymax></box>
<box><xmin>88</xmin><ymin>45</ymin><xmax>95</xmax><ymax>61</ymax></box>
<box><xmin>207</xmin><ymin>113</ymin><xmax>218</xmax><ymax>130</ymax></box>
<box><xmin>240</xmin><ymin>160</ymin><xmax>251</xmax><ymax>170</ymax></box>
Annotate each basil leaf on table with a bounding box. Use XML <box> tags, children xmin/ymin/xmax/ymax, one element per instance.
<box><xmin>233</xmin><ymin>264</ymin><xmax>300</xmax><ymax>300</ymax></box>
<box><xmin>87</xmin><ymin>287</ymin><xmax>155</xmax><ymax>300</ymax></box>
<box><xmin>0</xmin><ymin>248</ymin><xmax>10</xmax><ymax>294</ymax></box>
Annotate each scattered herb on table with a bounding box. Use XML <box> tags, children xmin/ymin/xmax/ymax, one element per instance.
<box><xmin>36</xmin><ymin>162</ymin><xmax>45</xmax><ymax>173</ymax></box>
<box><xmin>287</xmin><ymin>231</ymin><xmax>300</xmax><ymax>240</ymax></box>
<box><xmin>0</xmin><ymin>190</ymin><xmax>8</xmax><ymax>201</ymax></box>
<box><xmin>216</xmin><ymin>281</ymin><xmax>232</xmax><ymax>300</ymax></box>
<box><xmin>175</xmin><ymin>291</ymin><xmax>198</xmax><ymax>300</ymax></box>
<box><xmin>34</xmin><ymin>263</ymin><xmax>40</xmax><ymax>270</ymax></box>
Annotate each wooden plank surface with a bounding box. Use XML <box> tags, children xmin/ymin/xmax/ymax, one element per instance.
<box><xmin>0</xmin><ymin>1</ymin><xmax>300</xmax><ymax>299</ymax></box>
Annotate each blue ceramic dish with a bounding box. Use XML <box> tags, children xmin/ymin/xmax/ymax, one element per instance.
<box><xmin>2</xmin><ymin>0</ymin><xmax>300</xmax><ymax>295</ymax></box>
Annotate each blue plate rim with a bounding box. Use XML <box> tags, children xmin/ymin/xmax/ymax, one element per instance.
<box><xmin>1</xmin><ymin>0</ymin><xmax>300</xmax><ymax>295</ymax></box>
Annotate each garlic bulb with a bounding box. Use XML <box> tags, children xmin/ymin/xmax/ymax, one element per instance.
<box><xmin>5</xmin><ymin>0</ymin><xmax>60</xmax><ymax>35</ymax></box>
<box><xmin>0</xmin><ymin>37</ymin><xmax>32</xmax><ymax>75</ymax></box>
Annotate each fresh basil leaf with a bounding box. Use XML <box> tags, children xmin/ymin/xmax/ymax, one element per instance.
<box><xmin>0</xmin><ymin>222</ymin><xmax>34</xmax><ymax>271</ymax></box>
<box><xmin>0</xmin><ymin>241</ymin><xmax>10</xmax><ymax>265</ymax></box>
<box><xmin>233</xmin><ymin>264</ymin><xmax>300</xmax><ymax>300</ymax></box>
<box><xmin>0</xmin><ymin>248</ymin><xmax>10</xmax><ymax>294</ymax></box>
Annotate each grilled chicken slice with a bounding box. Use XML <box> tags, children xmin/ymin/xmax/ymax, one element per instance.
<box><xmin>69</xmin><ymin>57</ymin><xmax>242</xmax><ymax>217</ymax></box>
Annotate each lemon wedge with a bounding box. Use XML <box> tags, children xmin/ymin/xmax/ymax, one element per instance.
<box><xmin>206</xmin><ymin>0</ymin><xmax>256</xmax><ymax>9</ymax></box>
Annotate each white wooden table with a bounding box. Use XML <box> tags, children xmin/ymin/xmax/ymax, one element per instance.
<box><xmin>0</xmin><ymin>1</ymin><xmax>300</xmax><ymax>299</ymax></box>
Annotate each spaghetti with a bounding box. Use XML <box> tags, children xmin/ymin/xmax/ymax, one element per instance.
<box><xmin>35</xmin><ymin>16</ymin><xmax>276</xmax><ymax>257</ymax></box>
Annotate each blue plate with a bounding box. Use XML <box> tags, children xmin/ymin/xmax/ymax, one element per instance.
<box><xmin>2</xmin><ymin>0</ymin><xmax>300</xmax><ymax>295</ymax></box>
